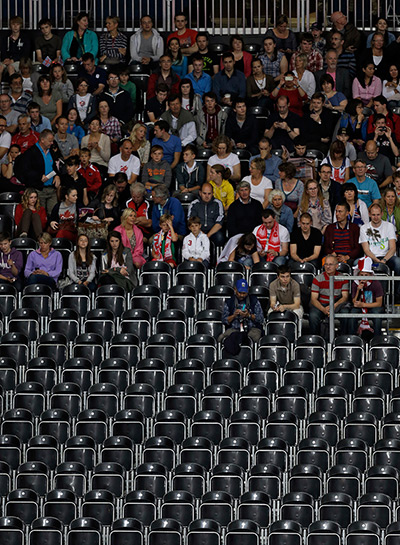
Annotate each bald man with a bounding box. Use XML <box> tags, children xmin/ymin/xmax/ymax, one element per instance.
<box><xmin>358</xmin><ymin>139</ymin><xmax>394</xmax><ymax>188</ymax></box>
<box><xmin>327</xmin><ymin>11</ymin><xmax>361</xmax><ymax>52</ymax></box>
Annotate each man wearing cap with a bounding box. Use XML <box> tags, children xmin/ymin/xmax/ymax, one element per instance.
<box><xmin>219</xmin><ymin>278</ymin><xmax>264</xmax><ymax>356</ymax></box>
<box><xmin>311</xmin><ymin>22</ymin><xmax>326</xmax><ymax>55</ymax></box>
<box><xmin>336</xmin><ymin>127</ymin><xmax>357</xmax><ymax>164</ymax></box>
<box><xmin>347</xmin><ymin>256</ymin><xmax>384</xmax><ymax>337</ymax></box>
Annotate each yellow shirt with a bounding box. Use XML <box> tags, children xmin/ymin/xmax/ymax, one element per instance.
<box><xmin>209</xmin><ymin>179</ymin><xmax>235</xmax><ymax>209</ymax></box>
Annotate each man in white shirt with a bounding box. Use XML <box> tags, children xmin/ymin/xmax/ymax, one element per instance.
<box><xmin>359</xmin><ymin>202</ymin><xmax>400</xmax><ymax>298</ymax></box>
<box><xmin>108</xmin><ymin>139</ymin><xmax>140</xmax><ymax>184</ymax></box>
<box><xmin>160</xmin><ymin>95</ymin><xmax>197</xmax><ymax>146</ymax></box>
<box><xmin>253</xmin><ymin>209</ymin><xmax>290</xmax><ymax>266</ymax></box>
<box><xmin>0</xmin><ymin>115</ymin><xmax>11</xmax><ymax>163</ymax></box>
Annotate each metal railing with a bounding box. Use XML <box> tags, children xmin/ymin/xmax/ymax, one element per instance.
<box><xmin>2</xmin><ymin>0</ymin><xmax>398</xmax><ymax>32</ymax></box>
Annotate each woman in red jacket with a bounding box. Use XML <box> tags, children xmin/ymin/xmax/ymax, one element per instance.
<box><xmin>15</xmin><ymin>188</ymin><xmax>47</xmax><ymax>239</ymax></box>
<box><xmin>220</xmin><ymin>35</ymin><xmax>253</xmax><ymax>77</ymax></box>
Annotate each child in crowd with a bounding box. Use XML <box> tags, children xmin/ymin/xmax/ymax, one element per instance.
<box><xmin>0</xmin><ymin>232</ymin><xmax>23</xmax><ymax>290</ymax></box>
<box><xmin>228</xmin><ymin>232</ymin><xmax>260</xmax><ymax>269</ymax></box>
<box><xmin>142</xmin><ymin>145</ymin><xmax>172</xmax><ymax>191</ymax></box>
<box><xmin>176</xmin><ymin>143</ymin><xmax>205</xmax><ymax>193</ymax></box>
<box><xmin>119</xmin><ymin>68</ymin><xmax>137</xmax><ymax>106</ymax></box>
<box><xmin>182</xmin><ymin>216</ymin><xmax>210</xmax><ymax>267</ymax></box>
<box><xmin>152</xmin><ymin>213</ymin><xmax>178</xmax><ymax>267</ymax></box>
<box><xmin>145</xmin><ymin>82</ymin><xmax>168</xmax><ymax>123</ymax></box>
<box><xmin>50</xmin><ymin>63</ymin><xmax>74</xmax><ymax>104</ymax></box>
<box><xmin>78</xmin><ymin>147</ymin><xmax>102</xmax><ymax>202</ymax></box>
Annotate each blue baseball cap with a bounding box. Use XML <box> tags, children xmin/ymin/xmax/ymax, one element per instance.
<box><xmin>236</xmin><ymin>279</ymin><xmax>249</xmax><ymax>292</ymax></box>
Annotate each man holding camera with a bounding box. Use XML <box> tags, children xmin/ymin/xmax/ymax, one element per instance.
<box><xmin>367</xmin><ymin>114</ymin><xmax>399</xmax><ymax>166</ymax></box>
<box><xmin>218</xmin><ymin>279</ymin><xmax>264</xmax><ymax>356</ymax></box>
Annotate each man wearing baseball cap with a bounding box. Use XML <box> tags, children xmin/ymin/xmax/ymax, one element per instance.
<box><xmin>218</xmin><ymin>278</ymin><xmax>264</xmax><ymax>356</ymax></box>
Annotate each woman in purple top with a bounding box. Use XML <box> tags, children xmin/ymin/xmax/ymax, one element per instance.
<box><xmin>25</xmin><ymin>232</ymin><xmax>63</xmax><ymax>289</ymax></box>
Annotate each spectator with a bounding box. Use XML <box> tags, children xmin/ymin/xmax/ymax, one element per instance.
<box><xmin>19</xmin><ymin>57</ymin><xmax>39</xmax><ymax>94</ymax></box>
<box><xmin>98</xmin><ymin>230</ymin><xmax>137</xmax><ymax>289</ymax></box>
<box><xmin>246</xmin><ymin>58</ymin><xmax>275</xmax><ymax>107</ymax></box>
<box><xmin>382</xmin><ymin>64</ymin><xmax>400</xmax><ymax>107</ymax></box>
<box><xmin>54</xmin><ymin>115</ymin><xmax>79</xmax><ymax>160</ymax></box>
<box><xmin>275</xmin><ymin>162</ymin><xmax>303</xmax><ymax>217</ymax></box>
<box><xmin>359</xmin><ymin>32</ymin><xmax>391</xmax><ymax>81</ymax></box>
<box><xmin>311</xmin><ymin>21</ymin><xmax>326</xmax><ymax>55</ymax></box>
<box><xmin>119</xmin><ymin>68</ymin><xmax>137</xmax><ymax>105</ymax></box>
<box><xmin>266</xmin><ymin>189</ymin><xmax>294</xmax><ymax>233</ymax></box>
<box><xmin>222</xmin><ymin>35</ymin><xmax>253</xmax><ymax>77</ymax></box>
<box><xmin>336</xmin><ymin>127</ymin><xmax>357</xmax><ymax>164</ymax></box>
<box><xmin>367</xmin><ymin>113</ymin><xmax>399</xmax><ymax>164</ymax></box>
<box><xmin>15</xmin><ymin>187</ymin><xmax>47</xmax><ymax>238</ymax></box>
<box><xmin>309</xmin><ymin>253</ymin><xmax>349</xmax><ymax>335</ymax></box>
<box><xmin>315</xmin><ymin>49</ymin><xmax>352</xmax><ymax>98</ymax></box>
<box><xmin>11</xmin><ymin>114</ymin><xmax>39</xmax><ymax>154</ymax></box>
<box><xmin>188</xmin><ymin>182</ymin><xmax>225</xmax><ymax>245</ymax></box>
<box><xmin>142</xmin><ymin>144</ymin><xmax>172</xmax><ymax>191</ymax></box>
<box><xmin>392</xmin><ymin>171</ymin><xmax>400</xmax><ymax>200</ymax></box>
<box><xmin>151</xmin><ymin>213</ymin><xmax>178</xmax><ymax>267</ymax></box>
<box><xmin>0</xmin><ymin>16</ymin><xmax>30</xmax><ymax>79</ymax></box>
<box><xmin>302</xmin><ymin>92</ymin><xmax>336</xmax><ymax>153</ymax></box>
<box><xmin>242</xmin><ymin>157</ymin><xmax>273</xmax><ymax>207</ymax></box>
<box><xmin>1</xmin><ymin>144</ymin><xmax>21</xmax><ymax>190</ymax></box>
<box><xmin>328</xmin><ymin>31</ymin><xmax>357</xmax><ymax>77</ymax></box>
<box><xmin>81</xmin><ymin>117</ymin><xmax>111</xmax><ymax>173</ymax></box>
<box><xmin>188</xmin><ymin>32</ymin><xmax>219</xmax><ymax>76</ymax></box>
<box><xmin>321</xmin><ymin>140</ymin><xmax>351</xmax><ymax>184</ymax></box>
<box><xmin>50</xmin><ymin>63</ymin><xmax>74</xmax><ymax>105</ymax></box>
<box><xmin>257</xmin><ymin>36</ymin><xmax>288</xmax><ymax>81</ymax></box>
<box><xmin>0</xmin><ymin>94</ymin><xmax>20</xmax><ymax>134</ymax></box>
<box><xmin>33</xmin><ymin>75</ymin><xmax>62</xmax><ymax>127</ymax></box>
<box><xmin>250</xmin><ymin>137</ymin><xmax>282</xmax><ymax>183</ymax></box>
<box><xmin>339</xmin><ymin>182</ymin><xmax>369</xmax><ymax>225</ymax></box>
<box><xmin>25</xmin><ymin>232</ymin><xmax>62</xmax><ymax>289</ymax></box>
<box><xmin>298</xmin><ymin>178</ymin><xmax>332</xmax><ymax>233</ymax></box>
<box><xmin>289</xmin><ymin>32</ymin><xmax>323</xmax><ymax>73</ymax></box>
<box><xmin>367</xmin><ymin>95</ymin><xmax>400</xmax><ymax>143</ymax></box>
<box><xmin>78</xmin><ymin>147</ymin><xmax>102</xmax><ymax>201</ymax></box>
<box><xmin>360</xmin><ymin>203</ymin><xmax>400</xmax><ymax>297</ymax></box>
<box><xmin>219</xmin><ymin>278</ymin><xmax>264</xmax><ymax>356</ymax></box>
<box><xmin>227</xmin><ymin>180</ymin><xmax>263</xmax><ymax>238</ymax></box>
<box><xmin>99</xmin><ymin>71</ymin><xmax>134</xmax><ymax>124</ymax></box>
<box><xmin>8</xmin><ymin>73</ymin><xmax>32</xmax><ymax>114</ymax></box>
<box><xmin>147</xmin><ymin>54</ymin><xmax>181</xmax><ymax>99</ymax></box>
<box><xmin>208</xmin><ymin>164</ymin><xmax>235</xmax><ymax>212</ymax></box>
<box><xmin>264</xmin><ymin>95</ymin><xmax>301</xmax><ymax>152</ymax></box>
<box><xmin>327</xmin><ymin>11</ymin><xmax>361</xmax><ymax>51</ymax></box>
<box><xmin>205</xmin><ymin>135</ymin><xmax>241</xmax><ymax>185</ymax></box>
<box><xmin>323</xmin><ymin>202</ymin><xmax>361</xmax><ymax>265</ymax></box>
<box><xmin>292</xmin><ymin>53</ymin><xmax>315</xmax><ymax>100</ymax></box>
<box><xmin>69</xmin><ymin>81</ymin><xmax>95</xmax><ymax>126</ymax></box>
<box><xmin>228</xmin><ymin>232</ymin><xmax>260</xmax><ymax>268</ymax></box>
<box><xmin>352</xmin><ymin>61</ymin><xmax>383</xmax><ymax>108</ymax></box>
<box><xmin>289</xmin><ymin>211</ymin><xmax>322</xmax><ymax>270</ymax></box>
<box><xmin>129</xmin><ymin>15</ymin><xmax>164</xmax><ymax>69</ymax></box>
<box><xmin>78</xmin><ymin>53</ymin><xmax>106</xmax><ymax>95</ymax></box>
<box><xmin>264</xmin><ymin>13</ymin><xmax>297</xmax><ymax>54</ymax></box>
<box><xmin>367</xmin><ymin>17</ymin><xmax>395</xmax><ymax>47</ymax></box>
<box><xmin>253</xmin><ymin>208</ymin><xmax>290</xmax><ymax>265</ymax></box>
<box><xmin>114</xmin><ymin>208</ymin><xmax>146</xmax><ymax>269</ymax></box>
<box><xmin>381</xmin><ymin>187</ymin><xmax>400</xmax><ymax>233</ymax></box>
<box><xmin>35</xmin><ymin>18</ymin><xmax>62</xmax><ymax>64</ymax></box>
<box><xmin>176</xmin><ymin>143</ymin><xmax>205</xmax><ymax>194</ymax></box>
<box><xmin>113</xmin><ymin>172</ymin><xmax>131</xmax><ymax>209</ymax></box>
<box><xmin>195</xmin><ymin>91</ymin><xmax>228</xmax><ymax>148</ymax></box>
<box><xmin>213</xmin><ymin>52</ymin><xmax>246</xmax><ymax>106</ymax></box>
<box><xmin>97</xmin><ymin>100</ymin><xmax>121</xmax><ymax>144</ymax></box>
<box><xmin>126</xmin><ymin>182</ymin><xmax>153</xmax><ymax>241</ymax></box>
<box><xmin>348</xmin><ymin>159</ymin><xmax>381</xmax><ymax>208</ymax></box>
<box><xmin>168</xmin><ymin>12</ymin><xmax>198</xmax><ymax>56</ymax></box>
<box><xmin>225</xmin><ymin>98</ymin><xmax>259</xmax><ymax>154</ymax></box>
<box><xmin>48</xmin><ymin>186</ymin><xmax>79</xmax><ymax>242</ymax></box>
<box><xmin>269</xmin><ymin>265</ymin><xmax>303</xmax><ymax>331</ymax></box>
<box><xmin>129</xmin><ymin>121</ymin><xmax>150</xmax><ymax>166</ymax></box>
<box><xmin>178</xmin><ymin>79</ymin><xmax>202</xmax><ymax>117</ymax></box>
<box><xmin>60</xmin><ymin>155</ymin><xmax>88</xmax><ymax>207</ymax></box>
<box><xmin>182</xmin><ymin>216</ymin><xmax>210</xmax><ymax>267</ymax></box>
<box><xmin>92</xmin><ymin>183</ymin><xmax>121</xmax><ymax>231</ymax></box>
<box><xmin>144</xmin><ymin>83</ymin><xmax>168</xmax><ymax>123</ymax></box>
<box><xmin>320</xmin><ymin>73</ymin><xmax>348</xmax><ymax>113</ymax></box>
<box><xmin>108</xmin><ymin>139</ymin><xmax>140</xmax><ymax>185</ymax></box>
<box><xmin>151</xmin><ymin>184</ymin><xmax>186</xmax><ymax>236</ymax></box>
<box><xmin>28</xmin><ymin>102</ymin><xmax>51</xmax><ymax>133</ymax></box>
<box><xmin>338</xmin><ymin>99</ymin><xmax>368</xmax><ymax>150</ymax></box>
<box><xmin>152</xmin><ymin>119</ymin><xmax>182</xmax><ymax>169</ymax></box>
<box><xmin>66</xmin><ymin>233</ymin><xmax>97</xmax><ymax>291</ymax></box>
<box><xmin>99</xmin><ymin>15</ymin><xmax>127</xmax><ymax>65</ymax></box>
<box><xmin>0</xmin><ymin>232</ymin><xmax>23</xmax><ymax>290</ymax></box>
<box><xmin>359</xmin><ymin>139</ymin><xmax>393</xmax><ymax>188</ymax></box>
<box><xmin>186</xmin><ymin>54</ymin><xmax>212</xmax><ymax>96</ymax></box>
<box><xmin>14</xmin><ymin>129</ymin><xmax>60</xmax><ymax>214</ymax></box>
<box><xmin>271</xmin><ymin>71</ymin><xmax>307</xmax><ymax>117</ymax></box>
<box><xmin>61</xmin><ymin>12</ymin><xmax>98</xmax><ymax>63</ymax></box>
<box><xmin>167</xmin><ymin>37</ymin><xmax>188</xmax><ymax>78</ymax></box>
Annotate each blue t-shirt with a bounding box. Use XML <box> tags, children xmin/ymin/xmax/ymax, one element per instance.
<box><xmin>348</xmin><ymin>176</ymin><xmax>381</xmax><ymax>208</ymax></box>
<box><xmin>152</xmin><ymin>135</ymin><xmax>182</xmax><ymax>165</ymax></box>
<box><xmin>36</xmin><ymin>142</ymin><xmax>54</xmax><ymax>186</ymax></box>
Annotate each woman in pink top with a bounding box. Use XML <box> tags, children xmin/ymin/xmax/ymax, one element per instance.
<box><xmin>114</xmin><ymin>208</ymin><xmax>146</xmax><ymax>269</ymax></box>
<box><xmin>352</xmin><ymin>61</ymin><xmax>382</xmax><ymax>107</ymax></box>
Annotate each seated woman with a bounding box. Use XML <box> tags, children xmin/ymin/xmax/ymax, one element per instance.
<box><xmin>15</xmin><ymin>188</ymin><xmax>47</xmax><ymax>239</ymax></box>
<box><xmin>98</xmin><ymin>230</ymin><xmax>137</xmax><ymax>290</ymax></box>
<box><xmin>99</xmin><ymin>15</ymin><xmax>127</xmax><ymax>65</ymax></box>
<box><xmin>352</xmin><ymin>61</ymin><xmax>382</xmax><ymax>108</ymax></box>
<box><xmin>129</xmin><ymin>122</ymin><xmax>151</xmax><ymax>167</ymax></box>
<box><xmin>1</xmin><ymin>144</ymin><xmax>22</xmax><ymax>192</ymax></box>
<box><xmin>298</xmin><ymin>178</ymin><xmax>332</xmax><ymax>234</ymax></box>
<box><xmin>61</xmin><ymin>12</ymin><xmax>99</xmax><ymax>63</ymax></box>
<box><xmin>321</xmin><ymin>140</ymin><xmax>351</xmax><ymax>184</ymax></box>
<box><xmin>98</xmin><ymin>100</ymin><xmax>122</xmax><ymax>145</ymax></box>
<box><xmin>289</xmin><ymin>211</ymin><xmax>322</xmax><ymax>271</ymax></box>
<box><xmin>207</xmin><ymin>135</ymin><xmax>241</xmax><ymax>185</ymax></box>
<box><xmin>321</xmin><ymin>73</ymin><xmax>348</xmax><ymax>113</ymax></box>
<box><xmin>228</xmin><ymin>232</ymin><xmax>260</xmax><ymax>269</ymax></box>
<box><xmin>246</xmin><ymin>58</ymin><xmax>275</xmax><ymax>107</ymax></box>
<box><xmin>0</xmin><ymin>232</ymin><xmax>23</xmax><ymax>290</ymax></box>
<box><xmin>339</xmin><ymin>182</ymin><xmax>369</xmax><ymax>225</ymax></box>
<box><xmin>81</xmin><ymin>116</ymin><xmax>111</xmax><ymax>178</ymax></box>
<box><xmin>242</xmin><ymin>157</ymin><xmax>273</xmax><ymax>208</ymax></box>
<box><xmin>267</xmin><ymin>189</ymin><xmax>294</xmax><ymax>232</ymax></box>
<box><xmin>33</xmin><ymin>74</ymin><xmax>63</xmax><ymax>126</ymax></box>
<box><xmin>92</xmin><ymin>184</ymin><xmax>121</xmax><ymax>231</ymax></box>
<box><xmin>275</xmin><ymin>162</ymin><xmax>304</xmax><ymax>217</ymax></box>
<box><xmin>24</xmin><ymin>232</ymin><xmax>63</xmax><ymax>289</ymax></box>
<box><xmin>19</xmin><ymin>56</ymin><xmax>40</xmax><ymax>94</ymax></box>
<box><xmin>67</xmin><ymin>107</ymin><xmax>86</xmax><ymax>145</ymax></box>
<box><xmin>166</xmin><ymin>37</ymin><xmax>188</xmax><ymax>78</ymax></box>
<box><xmin>381</xmin><ymin>187</ymin><xmax>400</xmax><ymax>234</ymax></box>
<box><xmin>67</xmin><ymin>233</ymin><xmax>97</xmax><ymax>291</ymax></box>
<box><xmin>179</xmin><ymin>79</ymin><xmax>202</xmax><ymax>117</ymax></box>
<box><xmin>114</xmin><ymin>208</ymin><xmax>146</xmax><ymax>269</ymax></box>
<box><xmin>48</xmin><ymin>187</ymin><xmax>79</xmax><ymax>242</ymax></box>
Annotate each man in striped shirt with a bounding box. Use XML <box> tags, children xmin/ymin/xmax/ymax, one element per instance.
<box><xmin>309</xmin><ymin>254</ymin><xmax>349</xmax><ymax>335</ymax></box>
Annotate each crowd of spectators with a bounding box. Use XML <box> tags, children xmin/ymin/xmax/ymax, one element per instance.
<box><xmin>1</xmin><ymin>10</ymin><xmax>400</xmax><ymax>336</ymax></box>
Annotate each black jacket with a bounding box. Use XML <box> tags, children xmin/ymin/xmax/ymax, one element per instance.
<box><xmin>100</xmin><ymin>88</ymin><xmax>134</xmax><ymax>124</ymax></box>
<box><xmin>14</xmin><ymin>143</ymin><xmax>58</xmax><ymax>190</ymax></box>
<box><xmin>227</xmin><ymin>198</ymin><xmax>264</xmax><ymax>238</ymax></box>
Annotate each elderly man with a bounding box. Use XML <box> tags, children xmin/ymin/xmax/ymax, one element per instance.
<box><xmin>315</xmin><ymin>49</ymin><xmax>352</xmax><ymax>98</ymax></box>
<box><xmin>9</xmin><ymin>73</ymin><xmax>32</xmax><ymax>114</ymax></box>
<box><xmin>126</xmin><ymin>182</ymin><xmax>153</xmax><ymax>241</ymax></box>
<box><xmin>218</xmin><ymin>278</ymin><xmax>264</xmax><ymax>356</ymax></box>
<box><xmin>327</xmin><ymin>11</ymin><xmax>361</xmax><ymax>52</ymax></box>
<box><xmin>0</xmin><ymin>94</ymin><xmax>19</xmax><ymax>133</ymax></box>
<box><xmin>11</xmin><ymin>114</ymin><xmax>39</xmax><ymax>153</ymax></box>
<box><xmin>227</xmin><ymin>180</ymin><xmax>264</xmax><ymax>238</ymax></box>
<box><xmin>151</xmin><ymin>184</ymin><xmax>186</xmax><ymax>236</ymax></box>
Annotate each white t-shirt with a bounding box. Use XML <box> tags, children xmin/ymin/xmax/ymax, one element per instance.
<box><xmin>0</xmin><ymin>131</ymin><xmax>11</xmax><ymax>164</ymax></box>
<box><xmin>108</xmin><ymin>153</ymin><xmax>141</xmax><ymax>177</ymax></box>
<box><xmin>76</xmin><ymin>94</ymin><xmax>90</xmax><ymax>121</ymax></box>
<box><xmin>359</xmin><ymin>220</ymin><xmax>396</xmax><ymax>258</ymax></box>
<box><xmin>242</xmin><ymin>175</ymin><xmax>273</xmax><ymax>205</ymax></box>
<box><xmin>207</xmin><ymin>152</ymin><xmax>240</xmax><ymax>175</ymax></box>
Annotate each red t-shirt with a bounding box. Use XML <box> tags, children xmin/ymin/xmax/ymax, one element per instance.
<box><xmin>168</xmin><ymin>28</ymin><xmax>198</xmax><ymax>49</ymax></box>
<box><xmin>11</xmin><ymin>130</ymin><xmax>39</xmax><ymax>153</ymax></box>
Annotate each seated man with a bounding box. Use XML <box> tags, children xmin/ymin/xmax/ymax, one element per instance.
<box><xmin>326</xmin><ymin>11</ymin><xmax>361</xmax><ymax>52</ymax></box>
<box><xmin>347</xmin><ymin>256</ymin><xmax>384</xmax><ymax>338</ymax></box>
<box><xmin>358</xmin><ymin>139</ymin><xmax>393</xmax><ymax>189</ymax></box>
<box><xmin>250</xmin><ymin>137</ymin><xmax>282</xmax><ymax>183</ymax></box>
<box><xmin>78</xmin><ymin>53</ymin><xmax>107</xmax><ymax>96</ymax></box>
<box><xmin>302</xmin><ymin>92</ymin><xmax>336</xmax><ymax>154</ymax></box>
<box><xmin>130</xmin><ymin>15</ymin><xmax>163</xmax><ymax>69</ymax></box>
<box><xmin>289</xmin><ymin>32</ymin><xmax>323</xmax><ymax>73</ymax></box>
<box><xmin>213</xmin><ymin>52</ymin><xmax>246</xmax><ymax>106</ymax></box>
<box><xmin>168</xmin><ymin>12</ymin><xmax>198</xmax><ymax>56</ymax></box>
<box><xmin>186</xmin><ymin>54</ymin><xmax>212</xmax><ymax>96</ymax></box>
<box><xmin>151</xmin><ymin>184</ymin><xmax>186</xmax><ymax>237</ymax></box>
<box><xmin>0</xmin><ymin>16</ymin><xmax>30</xmax><ymax>79</ymax></box>
<box><xmin>289</xmin><ymin>212</ymin><xmax>322</xmax><ymax>270</ymax></box>
<box><xmin>11</xmin><ymin>114</ymin><xmax>39</xmax><ymax>154</ymax></box>
<box><xmin>108</xmin><ymin>139</ymin><xmax>140</xmax><ymax>185</ymax></box>
<box><xmin>269</xmin><ymin>265</ymin><xmax>304</xmax><ymax>333</ymax></box>
<box><xmin>218</xmin><ymin>278</ymin><xmax>264</xmax><ymax>356</ymax></box>
<box><xmin>152</xmin><ymin>119</ymin><xmax>182</xmax><ymax>169</ymax></box>
<box><xmin>264</xmin><ymin>95</ymin><xmax>301</xmax><ymax>153</ymax></box>
<box><xmin>188</xmin><ymin>32</ymin><xmax>219</xmax><ymax>76</ymax></box>
<box><xmin>195</xmin><ymin>91</ymin><xmax>228</xmax><ymax>148</ymax></box>
<box><xmin>225</xmin><ymin>98</ymin><xmax>258</xmax><ymax>155</ymax></box>
<box><xmin>309</xmin><ymin>254</ymin><xmax>349</xmax><ymax>335</ymax></box>
<box><xmin>315</xmin><ymin>49</ymin><xmax>352</xmax><ymax>98</ymax></box>
<box><xmin>347</xmin><ymin>159</ymin><xmax>381</xmax><ymax>208</ymax></box>
<box><xmin>188</xmin><ymin>182</ymin><xmax>225</xmax><ymax>246</ymax></box>
<box><xmin>8</xmin><ymin>73</ymin><xmax>32</xmax><ymax>114</ymax></box>
<box><xmin>35</xmin><ymin>18</ymin><xmax>62</xmax><ymax>64</ymax></box>
<box><xmin>227</xmin><ymin>180</ymin><xmax>263</xmax><ymax>238</ymax></box>
<box><xmin>324</xmin><ymin>202</ymin><xmax>361</xmax><ymax>266</ymax></box>
<box><xmin>28</xmin><ymin>102</ymin><xmax>51</xmax><ymax>133</ymax></box>
<box><xmin>126</xmin><ymin>182</ymin><xmax>153</xmax><ymax>242</ymax></box>
<box><xmin>160</xmin><ymin>94</ymin><xmax>197</xmax><ymax>146</ymax></box>
<box><xmin>100</xmin><ymin>71</ymin><xmax>134</xmax><ymax>125</ymax></box>
<box><xmin>318</xmin><ymin>163</ymin><xmax>346</xmax><ymax>215</ymax></box>
<box><xmin>147</xmin><ymin>54</ymin><xmax>181</xmax><ymax>99</ymax></box>
<box><xmin>253</xmin><ymin>209</ymin><xmax>289</xmax><ymax>266</ymax></box>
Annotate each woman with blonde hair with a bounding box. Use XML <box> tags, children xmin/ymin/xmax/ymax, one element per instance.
<box><xmin>114</xmin><ymin>208</ymin><xmax>146</xmax><ymax>269</ymax></box>
<box><xmin>129</xmin><ymin>122</ymin><xmax>150</xmax><ymax>166</ymax></box>
<box><xmin>298</xmin><ymin>178</ymin><xmax>331</xmax><ymax>233</ymax></box>
<box><xmin>15</xmin><ymin>188</ymin><xmax>47</xmax><ymax>238</ymax></box>
<box><xmin>208</xmin><ymin>164</ymin><xmax>235</xmax><ymax>211</ymax></box>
